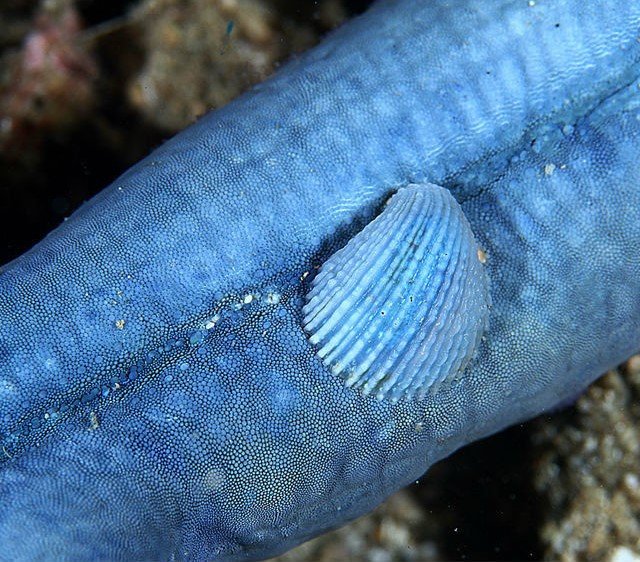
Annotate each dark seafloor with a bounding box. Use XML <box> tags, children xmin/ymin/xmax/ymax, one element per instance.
<box><xmin>0</xmin><ymin>1</ymin><xmax>639</xmax><ymax>560</ymax></box>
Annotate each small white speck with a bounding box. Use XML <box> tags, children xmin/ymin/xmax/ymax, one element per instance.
<box><xmin>611</xmin><ymin>546</ymin><xmax>640</xmax><ymax>562</ymax></box>
<box><xmin>205</xmin><ymin>313</ymin><xmax>221</xmax><ymax>330</ymax></box>
<box><xmin>624</xmin><ymin>473</ymin><xmax>639</xmax><ymax>491</ymax></box>
<box><xmin>266</xmin><ymin>292</ymin><xmax>281</xmax><ymax>304</ymax></box>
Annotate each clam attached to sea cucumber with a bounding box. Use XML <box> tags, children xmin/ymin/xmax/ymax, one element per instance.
<box><xmin>304</xmin><ymin>183</ymin><xmax>490</xmax><ymax>402</ymax></box>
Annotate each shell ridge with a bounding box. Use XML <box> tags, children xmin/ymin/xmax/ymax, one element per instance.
<box><xmin>303</xmin><ymin>182</ymin><xmax>490</xmax><ymax>401</ymax></box>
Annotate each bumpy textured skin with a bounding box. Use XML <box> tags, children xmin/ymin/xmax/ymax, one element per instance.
<box><xmin>1</xmin><ymin>0</ymin><xmax>640</xmax><ymax>560</ymax></box>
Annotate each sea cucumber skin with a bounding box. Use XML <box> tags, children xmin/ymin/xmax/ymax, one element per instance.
<box><xmin>1</xmin><ymin>1</ymin><xmax>640</xmax><ymax>560</ymax></box>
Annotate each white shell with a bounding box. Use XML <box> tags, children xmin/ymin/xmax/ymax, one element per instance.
<box><xmin>303</xmin><ymin>183</ymin><xmax>490</xmax><ymax>402</ymax></box>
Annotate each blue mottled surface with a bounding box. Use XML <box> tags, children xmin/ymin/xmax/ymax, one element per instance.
<box><xmin>1</xmin><ymin>0</ymin><xmax>640</xmax><ymax>560</ymax></box>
